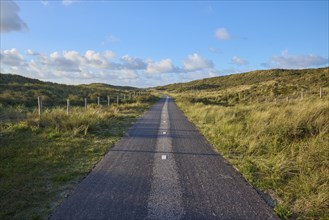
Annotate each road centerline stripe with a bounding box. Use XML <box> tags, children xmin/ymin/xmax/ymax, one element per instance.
<box><xmin>146</xmin><ymin>97</ymin><xmax>185</xmax><ymax>220</ymax></box>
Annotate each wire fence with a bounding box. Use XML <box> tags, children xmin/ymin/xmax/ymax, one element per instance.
<box><xmin>37</xmin><ymin>91</ymin><xmax>150</xmax><ymax>116</ymax></box>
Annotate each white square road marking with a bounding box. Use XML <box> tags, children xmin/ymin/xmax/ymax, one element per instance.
<box><xmin>162</xmin><ymin>155</ymin><xmax>167</xmax><ymax>160</ymax></box>
<box><xmin>163</xmin><ymin>131</ymin><xmax>166</xmax><ymax>134</ymax></box>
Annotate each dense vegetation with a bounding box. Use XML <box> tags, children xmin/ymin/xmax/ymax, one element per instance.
<box><xmin>0</xmin><ymin>73</ymin><xmax>140</xmax><ymax>107</ymax></box>
<box><xmin>160</xmin><ymin>67</ymin><xmax>329</xmax><ymax>219</ymax></box>
<box><xmin>0</xmin><ymin>74</ymin><xmax>159</xmax><ymax>219</ymax></box>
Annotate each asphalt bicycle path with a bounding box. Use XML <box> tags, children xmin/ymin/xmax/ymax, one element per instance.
<box><xmin>51</xmin><ymin>96</ymin><xmax>279</xmax><ymax>220</ymax></box>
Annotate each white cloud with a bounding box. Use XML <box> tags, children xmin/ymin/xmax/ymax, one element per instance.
<box><xmin>63</xmin><ymin>50</ymin><xmax>83</xmax><ymax>62</ymax></box>
<box><xmin>1</xmin><ymin>48</ymin><xmax>221</xmax><ymax>87</ymax></box>
<box><xmin>121</xmin><ymin>55</ymin><xmax>147</xmax><ymax>70</ymax></box>
<box><xmin>118</xmin><ymin>69</ymin><xmax>138</xmax><ymax>80</ymax></box>
<box><xmin>1</xmin><ymin>49</ymin><xmax>117</xmax><ymax>76</ymax></box>
<box><xmin>265</xmin><ymin>50</ymin><xmax>328</xmax><ymax>68</ymax></box>
<box><xmin>231</xmin><ymin>56</ymin><xmax>248</xmax><ymax>65</ymax></box>
<box><xmin>50</xmin><ymin>51</ymin><xmax>81</xmax><ymax>72</ymax></box>
<box><xmin>146</xmin><ymin>59</ymin><xmax>174</xmax><ymax>74</ymax></box>
<box><xmin>79</xmin><ymin>71</ymin><xmax>92</xmax><ymax>79</ymax></box>
<box><xmin>215</xmin><ymin>28</ymin><xmax>230</xmax><ymax>40</ymax></box>
<box><xmin>0</xmin><ymin>0</ymin><xmax>28</xmax><ymax>33</ymax></box>
<box><xmin>28</xmin><ymin>60</ymin><xmax>47</xmax><ymax>77</ymax></box>
<box><xmin>103</xmin><ymin>50</ymin><xmax>116</xmax><ymax>59</ymax></box>
<box><xmin>84</xmin><ymin>50</ymin><xmax>109</xmax><ymax>68</ymax></box>
<box><xmin>183</xmin><ymin>53</ymin><xmax>214</xmax><ymax>71</ymax></box>
<box><xmin>208</xmin><ymin>68</ymin><xmax>221</xmax><ymax>77</ymax></box>
<box><xmin>0</xmin><ymin>48</ymin><xmax>25</xmax><ymax>66</ymax></box>
<box><xmin>27</xmin><ymin>49</ymin><xmax>40</xmax><ymax>56</ymax></box>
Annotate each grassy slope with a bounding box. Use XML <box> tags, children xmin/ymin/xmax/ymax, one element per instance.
<box><xmin>159</xmin><ymin>67</ymin><xmax>329</xmax><ymax>92</ymax></box>
<box><xmin>0</xmin><ymin>75</ymin><xmax>159</xmax><ymax>219</ymax></box>
<box><xmin>0</xmin><ymin>73</ymin><xmax>140</xmax><ymax>107</ymax></box>
<box><xmin>161</xmin><ymin>67</ymin><xmax>329</xmax><ymax>219</ymax></box>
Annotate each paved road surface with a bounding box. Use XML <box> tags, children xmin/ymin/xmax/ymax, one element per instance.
<box><xmin>51</xmin><ymin>97</ymin><xmax>279</xmax><ymax>220</ymax></box>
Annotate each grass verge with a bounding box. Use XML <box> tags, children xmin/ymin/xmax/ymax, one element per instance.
<box><xmin>174</xmin><ymin>95</ymin><xmax>329</xmax><ymax>219</ymax></box>
<box><xmin>0</xmin><ymin>95</ymin><xmax>159</xmax><ymax>219</ymax></box>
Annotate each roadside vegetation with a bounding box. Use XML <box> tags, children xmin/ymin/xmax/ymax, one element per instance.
<box><xmin>159</xmin><ymin>67</ymin><xmax>329</xmax><ymax>219</ymax></box>
<box><xmin>0</xmin><ymin>73</ymin><xmax>159</xmax><ymax>219</ymax></box>
<box><xmin>0</xmin><ymin>73</ymin><xmax>138</xmax><ymax>107</ymax></box>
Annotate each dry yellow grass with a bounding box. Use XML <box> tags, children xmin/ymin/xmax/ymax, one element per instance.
<box><xmin>174</xmin><ymin>95</ymin><xmax>329</xmax><ymax>219</ymax></box>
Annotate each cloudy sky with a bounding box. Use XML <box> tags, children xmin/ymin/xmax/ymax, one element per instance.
<box><xmin>1</xmin><ymin>0</ymin><xmax>328</xmax><ymax>87</ymax></box>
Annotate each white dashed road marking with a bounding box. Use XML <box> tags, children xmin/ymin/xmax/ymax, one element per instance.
<box><xmin>147</xmin><ymin>97</ymin><xmax>184</xmax><ymax>220</ymax></box>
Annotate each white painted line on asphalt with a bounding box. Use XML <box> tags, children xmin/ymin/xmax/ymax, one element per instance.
<box><xmin>147</xmin><ymin>96</ymin><xmax>184</xmax><ymax>219</ymax></box>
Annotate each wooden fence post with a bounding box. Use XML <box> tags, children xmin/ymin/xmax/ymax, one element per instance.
<box><xmin>98</xmin><ymin>96</ymin><xmax>100</xmax><ymax>106</ymax></box>
<box><xmin>67</xmin><ymin>99</ymin><xmax>70</xmax><ymax>115</ymax></box>
<box><xmin>38</xmin><ymin>96</ymin><xmax>42</xmax><ymax>116</ymax></box>
<box><xmin>286</xmin><ymin>96</ymin><xmax>289</xmax><ymax>103</ymax></box>
<box><xmin>108</xmin><ymin>96</ymin><xmax>110</xmax><ymax>107</ymax></box>
<box><xmin>320</xmin><ymin>87</ymin><xmax>323</xmax><ymax>98</ymax></box>
<box><xmin>84</xmin><ymin>98</ymin><xmax>87</xmax><ymax>111</ymax></box>
<box><xmin>117</xmin><ymin>96</ymin><xmax>119</xmax><ymax>105</ymax></box>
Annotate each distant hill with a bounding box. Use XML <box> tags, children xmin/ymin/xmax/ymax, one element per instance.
<box><xmin>80</xmin><ymin>83</ymin><xmax>137</xmax><ymax>91</ymax></box>
<box><xmin>158</xmin><ymin>67</ymin><xmax>329</xmax><ymax>93</ymax></box>
<box><xmin>0</xmin><ymin>73</ymin><xmax>139</xmax><ymax>107</ymax></box>
<box><xmin>1</xmin><ymin>67</ymin><xmax>328</xmax><ymax>107</ymax></box>
<box><xmin>0</xmin><ymin>73</ymin><xmax>45</xmax><ymax>85</ymax></box>
<box><xmin>157</xmin><ymin>67</ymin><xmax>329</xmax><ymax>105</ymax></box>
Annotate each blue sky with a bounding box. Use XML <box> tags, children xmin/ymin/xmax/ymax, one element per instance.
<box><xmin>1</xmin><ymin>0</ymin><xmax>328</xmax><ymax>87</ymax></box>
